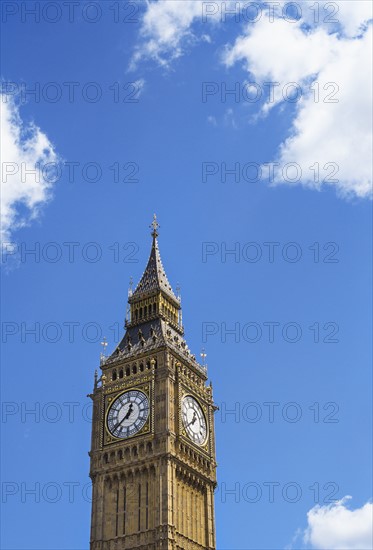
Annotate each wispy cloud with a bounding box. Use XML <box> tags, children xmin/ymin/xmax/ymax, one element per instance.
<box><xmin>1</xmin><ymin>95</ymin><xmax>60</xmax><ymax>241</ymax></box>
<box><xmin>207</xmin><ymin>115</ymin><xmax>217</xmax><ymax>127</ymax></box>
<box><xmin>132</xmin><ymin>78</ymin><xmax>146</xmax><ymax>99</ymax></box>
<box><xmin>129</xmin><ymin>0</ymin><xmax>221</xmax><ymax>69</ymax></box>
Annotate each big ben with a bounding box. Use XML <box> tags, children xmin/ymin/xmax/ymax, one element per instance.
<box><xmin>89</xmin><ymin>215</ymin><xmax>218</xmax><ymax>550</ymax></box>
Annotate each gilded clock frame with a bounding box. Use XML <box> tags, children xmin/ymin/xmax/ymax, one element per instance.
<box><xmin>103</xmin><ymin>382</ymin><xmax>153</xmax><ymax>446</ymax></box>
<box><xmin>179</xmin><ymin>391</ymin><xmax>210</xmax><ymax>452</ymax></box>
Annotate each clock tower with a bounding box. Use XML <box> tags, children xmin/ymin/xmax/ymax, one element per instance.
<box><xmin>89</xmin><ymin>216</ymin><xmax>217</xmax><ymax>550</ymax></box>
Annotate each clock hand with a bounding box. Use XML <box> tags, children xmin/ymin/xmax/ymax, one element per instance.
<box><xmin>187</xmin><ymin>411</ymin><xmax>197</xmax><ymax>427</ymax></box>
<box><xmin>112</xmin><ymin>403</ymin><xmax>134</xmax><ymax>431</ymax></box>
<box><xmin>124</xmin><ymin>403</ymin><xmax>134</xmax><ymax>420</ymax></box>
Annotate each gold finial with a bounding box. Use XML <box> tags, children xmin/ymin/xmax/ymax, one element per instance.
<box><xmin>200</xmin><ymin>348</ymin><xmax>207</xmax><ymax>365</ymax></box>
<box><xmin>150</xmin><ymin>213</ymin><xmax>160</xmax><ymax>239</ymax></box>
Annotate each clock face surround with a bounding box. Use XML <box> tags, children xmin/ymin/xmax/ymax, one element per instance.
<box><xmin>182</xmin><ymin>395</ymin><xmax>208</xmax><ymax>446</ymax></box>
<box><xmin>107</xmin><ymin>390</ymin><xmax>149</xmax><ymax>439</ymax></box>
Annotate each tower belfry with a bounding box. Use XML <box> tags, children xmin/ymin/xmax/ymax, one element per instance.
<box><xmin>89</xmin><ymin>216</ymin><xmax>217</xmax><ymax>550</ymax></box>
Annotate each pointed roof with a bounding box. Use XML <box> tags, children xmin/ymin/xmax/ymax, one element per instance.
<box><xmin>131</xmin><ymin>215</ymin><xmax>179</xmax><ymax>304</ymax></box>
<box><xmin>107</xmin><ymin>317</ymin><xmax>207</xmax><ymax>378</ymax></box>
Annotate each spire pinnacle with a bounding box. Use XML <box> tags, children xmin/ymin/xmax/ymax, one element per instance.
<box><xmin>150</xmin><ymin>213</ymin><xmax>160</xmax><ymax>239</ymax></box>
<box><xmin>131</xmin><ymin>216</ymin><xmax>178</xmax><ymax>304</ymax></box>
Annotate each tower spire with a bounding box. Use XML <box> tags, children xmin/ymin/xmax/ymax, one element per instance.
<box><xmin>131</xmin><ymin>215</ymin><xmax>178</xmax><ymax>303</ymax></box>
<box><xmin>123</xmin><ymin>215</ymin><xmax>183</xmax><ymax>334</ymax></box>
<box><xmin>150</xmin><ymin>213</ymin><xmax>160</xmax><ymax>239</ymax></box>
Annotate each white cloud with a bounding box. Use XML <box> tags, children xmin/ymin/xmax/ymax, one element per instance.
<box><xmin>0</xmin><ymin>95</ymin><xmax>60</xmax><ymax>241</ymax></box>
<box><xmin>224</xmin><ymin>18</ymin><xmax>332</xmax><ymax>108</ymax></box>
<box><xmin>130</xmin><ymin>0</ymin><xmax>206</xmax><ymax>68</ymax></box>
<box><xmin>275</xmin><ymin>27</ymin><xmax>372</xmax><ymax>198</ymax></box>
<box><xmin>223</xmin><ymin>11</ymin><xmax>373</xmax><ymax>198</ymax></box>
<box><xmin>333</xmin><ymin>0</ymin><xmax>372</xmax><ymax>37</ymax></box>
<box><xmin>294</xmin><ymin>1</ymin><xmax>372</xmax><ymax>38</ymax></box>
<box><xmin>130</xmin><ymin>0</ymin><xmax>240</xmax><ymax>68</ymax></box>
<box><xmin>303</xmin><ymin>497</ymin><xmax>373</xmax><ymax>550</ymax></box>
<box><xmin>133</xmin><ymin>0</ymin><xmax>372</xmax><ymax>198</ymax></box>
<box><xmin>132</xmin><ymin>0</ymin><xmax>372</xmax><ymax>69</ymax></box>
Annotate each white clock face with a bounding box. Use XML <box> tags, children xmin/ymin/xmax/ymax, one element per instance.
<box><xmin>107</xmin><ymin>390</ymin><xmax>149</xmax><ymax>439</ymax></box>
<box><xmin>182</xmin><ymin>395</ymin><xmax>208</xmax><ymax>446</ymax></box>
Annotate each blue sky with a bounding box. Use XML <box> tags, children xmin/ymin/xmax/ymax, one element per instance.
<box><xmin>1</xmin><ymin>1</ymin><xmax>372</xmax><ymax>549</ymax></box>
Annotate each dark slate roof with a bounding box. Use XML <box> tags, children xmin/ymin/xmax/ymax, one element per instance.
<box><xmin>131</xmin><ymin>237</ymin><xmax>178</xmax><ymax>303</ymax></box>
<box><xmin>106</xmin><ymin>318</ymin><xmax>207</xmax><ymax>378</ymax></box>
